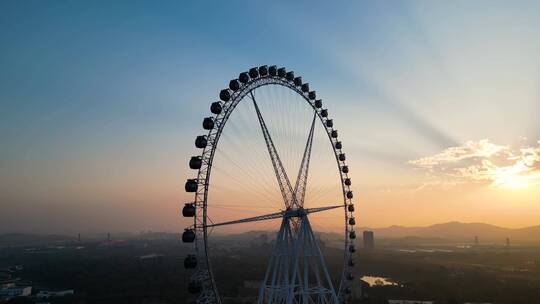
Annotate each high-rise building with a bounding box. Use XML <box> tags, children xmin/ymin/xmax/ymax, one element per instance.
<box><xmin>363</xmin><ymin>231</ymin><xmax>375</xmax><ymax>251</ymax></box>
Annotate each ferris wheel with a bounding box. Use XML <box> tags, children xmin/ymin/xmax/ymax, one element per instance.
<box><xmin>182</xmin><ymin>65</ymin><xmax>357</xmax><ymax>304</ymax></box>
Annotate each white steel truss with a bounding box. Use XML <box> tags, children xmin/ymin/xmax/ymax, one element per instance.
<box><xmin>204</xmin><ymin>206</ymin><xmax>343</xmax><ymax>304</ymax></box>
<box><xmin>257</xmin><ymin>211</ymin><xmax>339</xmax><ymax>304</ymax></box>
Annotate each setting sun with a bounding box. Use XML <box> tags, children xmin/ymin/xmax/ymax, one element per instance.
<box><xmin>493</xmin><ymin>170</ymin><xmax>540</xmax><ymax>189</ymax></box>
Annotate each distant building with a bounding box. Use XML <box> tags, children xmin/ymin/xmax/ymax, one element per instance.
<box><xmin>249</xmin><ymin>234</ymin><xmax>270</xmax><ymax>248</ymax></box>
<box><xmin>363</xmin><ymin>231</ymin><xmax>375</xmax><ymax>251</ymax></box>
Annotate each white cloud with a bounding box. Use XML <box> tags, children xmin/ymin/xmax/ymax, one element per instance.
<box><xmin>409</xmin><ymin>139</ymin><xmax>540</xmax><ymax>189</ymax></box>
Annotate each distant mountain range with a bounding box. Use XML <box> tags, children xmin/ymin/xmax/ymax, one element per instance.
<box><xmin>2</xmin><ymin>222</ymin><xmax>540</xmax><ymax>248</ymax></box>
<box><xmin>213</xmin><ymin>222</ymin><xmax>540</xmax><ymax>244</ymax></box>
<box><xmin>359</xmin><ymin>221</ymin><xmax>540</xmax><ymax>242</ymax></box>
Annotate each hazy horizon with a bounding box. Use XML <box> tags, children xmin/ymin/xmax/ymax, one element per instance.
<box><xmin>2</xmin><ymin>220</ymin><xmax>539</xmax><ymax>237</ymax></box>
<box><xmin>2</xmin><ymin>1</ymin><xmax>540</xmax><ymax>235</ymax></box>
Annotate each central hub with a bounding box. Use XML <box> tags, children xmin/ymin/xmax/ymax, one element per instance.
<box><xmin>283</xmin><ymin>207</ymin><xmax>307</xmax><ymax>218</ymax></box>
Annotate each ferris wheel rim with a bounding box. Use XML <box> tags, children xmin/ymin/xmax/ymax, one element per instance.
<box><xmin>184</xmin><ymin>66</ymin><xmax>356</xmax><ymax>303</ymax></box>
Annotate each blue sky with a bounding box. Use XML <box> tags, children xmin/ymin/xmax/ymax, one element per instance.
<box><xmin>1</xmin><ymin>1</ymin><xmax>540</xmax><ymax>233</ymax></box>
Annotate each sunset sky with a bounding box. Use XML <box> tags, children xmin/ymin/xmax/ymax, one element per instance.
<box><xmin>1</xmin><ymin>1</ymin><xmax>539</xmax><ymax>234</ymax></box>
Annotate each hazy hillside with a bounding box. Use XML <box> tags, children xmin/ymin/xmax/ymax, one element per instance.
<box><xmin>3</xmin><ymin>222</ymin><xmax>540</xmax><ymax>248</ymax></box>
<box><xmin>360</xmin><ymin>222</ymin><xmax>540</xmax><ymax>242</ymax></box>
